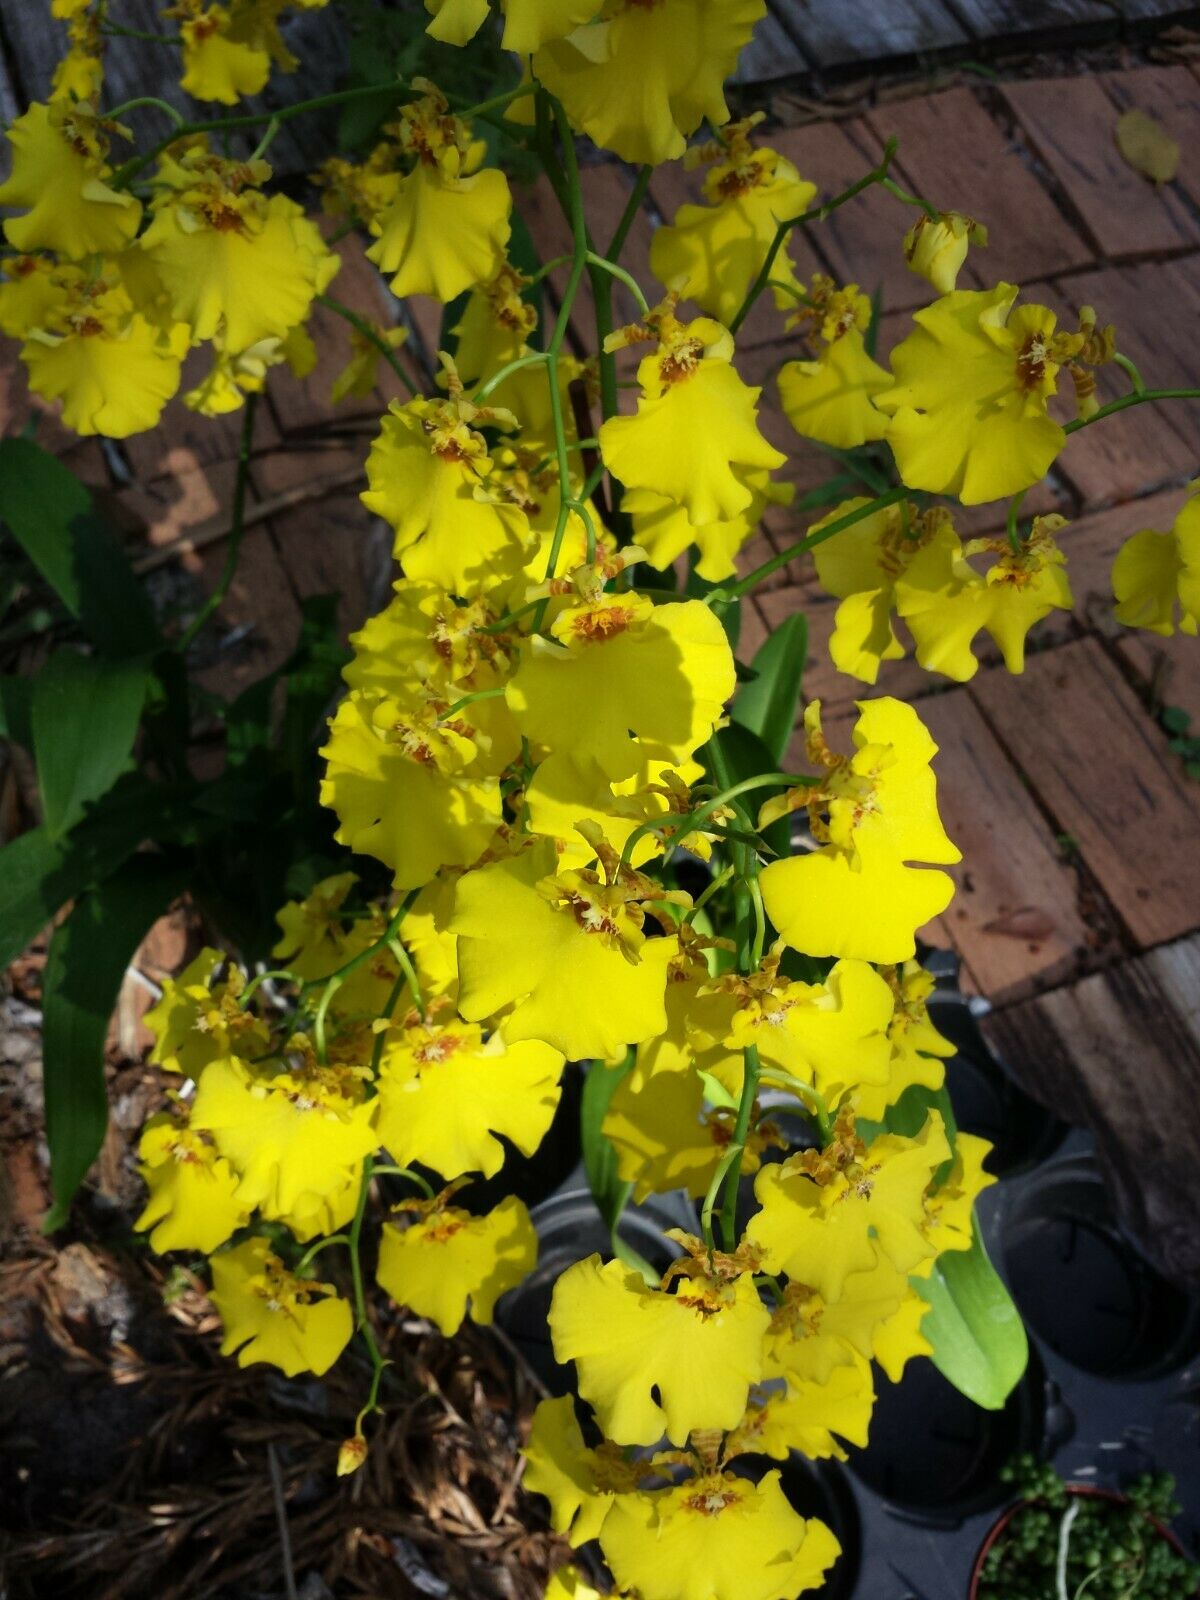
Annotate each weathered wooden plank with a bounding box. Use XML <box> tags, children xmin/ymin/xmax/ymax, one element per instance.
<box><xmin>918</xmin><ymin>688</ymin><xmax>1096</xmax><ymax>1003</ymax></box>
<box><xmin>121</xmin><ymin>348</ymin><xmax>283</xmax><ymax>482</ymax></box>
<box><xmin>771</xmin><ymin>0</ymin><xmax>967</xmax><ymax>69</ymax></box>
<box><xmin>1</xmin><ymin>0</ymin><xmax>347</xmax><ymax>176</ymax></box>
<box><xmin>1053</xmin><ymin>264</ymin><xmax>1200</xmax><ymax>506</ymax></box>
<box><xmin>981</xmin><ymin>936</ymin><xmax>1200</xmax><ymax>1286</ymax></box>
<box><xmin>1002</xmin><ymin>76</ymin><xmax>1200</xmax><ymax>259</ymax></box>
<box><xmin>770</xmin><ymin>120</ymin><xmax>935</xmax><ymax>313</ymax></box>
<box><xmin>971</xmin><ymin>637</ymin><xmax>1200</xmax><ymax>949</ymax></box>
<box><xmin>735</xmin><ymin>13</ymin><xmax>808</xmax><ymax>83</ymax></box>
<box><xmin>867</xmin><ymin>88</ymin><xmax>1093</xmax><ymax>285</ymax></box>
<box><xmin>949</xmin><ymin>0</ymin><xmax>1117</xmax><ymax>38</ymax></box>
<box><xmin>1101</xmin><ymin>66</ymin><xmax>1200</xmax><ymax>226</ymax></box>
<box><xmin>253</xmin><ymin>441</ymin><xmax>388</xmax><ymax>642</ymax></box>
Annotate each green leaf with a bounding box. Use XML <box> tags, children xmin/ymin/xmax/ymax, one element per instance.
<box><xmin>0</xmin><ymin>675</ymin><xmax>32</xmax><ymax>746</ymax></box>
<box><xmin>580</xmin><ymin>1054</ymin><xmax>634</xmax><ymax>1233</ymax></box>
<box><xmin>0</xmin><ymin>776</ymin><xmax>193</xmax><ymax>969</ymax></box>
<box><xmin>32</xmin><ymin>650</ymin><xmax>149</xmax><ymax>841</ymax></box>
<box><xmin>731</xmin><ymin>612</ymin><xmax>807</xmax><ymax>766</ymax></box>
<box><xmin>41</xmin><ymin>853</ymin><xmax>186</xmax><ymax>1231</ymax></box>
<box><xmin>914</xmin><ymin>1226</ymin><xmax>1028</xmax><ymax>1410</ymax></box>
<box><xmin>0</xmin><ymin>437</ymin><xmax>159</xmax><ymax>660</ymax></box>
<box><xmin>705</xmin><ymin>721</ymin><xmax>790</xmax><ymax>860</ymax></box>
<box><xmin>859</xmin><ymin>1079</ymin><xmax>958</xmax><ymax>1186</ymax></box>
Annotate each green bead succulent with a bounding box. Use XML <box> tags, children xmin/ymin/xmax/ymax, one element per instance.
<box><xmin>979</xmin><ymin>1456</ymin><xmax>1199</xmax><ymax>1600</ymax></box>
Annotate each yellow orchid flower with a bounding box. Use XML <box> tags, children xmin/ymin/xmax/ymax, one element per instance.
<box><xmin>210</xmin><ymin>1237</ymin><xmax>353</xmax><ymax>1376</ymax></box>
<box><xmin>903</xmin><ymin>209</ymin><xmax>988</xmax><ymax>295</ymax></box>
<box><xmin>20</xmin><ymin>266</ymin><xmax>189</xmax><ymax>439</ymax></box>
<box><xmin>524</xmin><ymin>1393</ymin><xmax>643</xmax><ymax>1547</ymax></box>
<box><xmin>778</xmin><ymin>276</ymin><xmax>891</xmax><ymax>450</ymax></box>
<box><xmin>452</xmin><ymin>840</ymin><xmax>677</xmax><ymax>1060</ymax></box>
<box><xmin>143</xmin><ymin>949</ymin><xmax>269</xmax><ymax>1079</ymax></box>
<box><xmin>0</xmin><ymin>254</ymin><xmax>60</xmax><ymax>339</ymax></box>
<box><xmin>764</xmin><ymin>1255</ymin><xmax>931</xmax><ymax>1387</ymax></box>
<box><xmin>624</xmin><ymin>467</ymin><xmax>794</xmax><ymax>585</ymax></box>
<box><xmin>170</xmin><ymin>1</ymin><xmax>271</xmax><ymax>104</ymax></box>
<box><xmin>375</xmin><ymin>1018</ymin><xmax>564</xmax><ymax>1180</ymax></box>
<box><xmin>320</xmin><ymin>689</ymin><xmax>506</xmax><ymax>890</ymax></box>
<box><xmin>134</xmin><ymin>1113</ymin><xmax>251</xmax><ymax>1253</ymax></box>
<box><xmin>1112</xmin><ymin>484</ymin><xmax>1200</xmax><ymax>636</ymax></box>
<box><xmin>759</xmin><ymin>698</ymin><xmax>960</xmax><ymax>965</ymax></box>
<box><xmin>550</xmin><ymin>1252</ymin><xmax>771</xmax><ymax>1444</ymax></box>
<box><xmin>913</xmin><ymin>1131</ymin><xmax>996</xmax><ymax>1273</ymax></box>
<box><xmin>599</xmin><ymin>1469</ymin><xmax>840</xmax><ymax>1600</ymax></box>
<box><xmin>365</xmin><ymin>84</ymin><xmax>511</xmax><ymax>301</ymax></box>
<box><xmin>748</xmin><ymin>1111</ymin><xmax>951</xmax><ymax>1300</ymax></box>
<box><xmin>140</xmin><ymin>144</ymin><xmax>338</xmax><ymax>352</ymax></box>
<box><xmin>850</xmin><ymin>961</ymin><xmax>954</xmax><ymax>1122</ymax></box>
<box><xmin>361</xmin><ymin>388</ymin><xmax>533</xmax><ymax>595</ymax></box>
<box><xmin>650</xmin><ymin>121</ymin><xmax>817</xmax><ymax>324</ymax></box>
<box><xmin>190</xmin><ymin>1051</ymin><xmax>378</xmax><ymax>1218</ymax></box>
<box><xmin>451</xmin><ymin>261</ymin><xmax>538</xmax><ymax>384</ymax></box>
<box><xmin>729</xmin><ymin>1355</ymin><xmax>875</xmax><ymax>1462</ymax></box>
<box><xmin>506</xmin><ymin>593</ymin><xmax>735</xmax><ymax>784</ymax></box>
<box><xmin>877</xmin><ymin>283</ymin><xmax>1082</xmax><ymax>504</ymax></box>
<box><xmin>0</xmin><ymin>101</ymin><xmax>142</xmax><ymax>258</ymax></box>
<box><xmin>599</xmin><ymin>309</ymin><xmax>785</xmax><ymax>527</ymax></box>
<box><xmin>376</xmin><ymin>1191</ymin><xmax>537</xmax><ymax>1335</ymax></box>
<box><xmin>425</xmin><ymin>0</ymin><xmax>602</xmax><ymax>50</ymax></box>
<box><xmin>533</xmin><ymin>0</ymin><xmax>765</xmax><ymax>167</ymax></box>
<box><xmin>895</xmin><ymin>515</ymin><xmax>1074</xmax><ymax>680</ymax></box>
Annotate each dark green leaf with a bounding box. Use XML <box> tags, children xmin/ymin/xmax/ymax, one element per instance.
<box><xmin>794</xmin><ymin>472</ymin><xmax>862</xmax><ymax>512</ymax></box>
<box><xmin>0</xmin><ymin>438</ymin><xmax>159</xmax><ymax>660</ymax></box>
<box><xmin>0</xmin><ymin>675</ymin><xmax>32</xmax><ymax>746</ymax></box>
<box><xmin>280</xmin><ymin>594</ymin><xmax>351</xmax><ymax>779</ymax></box>
<box><xmin>914</xmin><ymin>1226</ymin><xmax>1028</xmax><ymax>1410</ymax></box>
<box><xmin>0</xmin><ymin>777</ymin><xmax>195</xmax><ymax>969</ymax></box>
<box><xmin>32</xmin><ymin>650</ymin><xmax>149</xmax><ymax>840</ymax></box>
<box><xmin>42</xmin><ymin>853</ymin><xmax>185</xmax><ymax>1231</ymax></box>
<box><xmin>1160</xmin><ymin>705</ymin><xmax>1190</xmax><ymax>736</ymax></box>
<box><xmin>732</xmin><ymin>612</ymin><xmax>807</xmax><ymax>766</ymax></box>
<box><xmin>580</xmin><ymin>1054</ymin><xmax>634</xmax><ymax>1233</ymax></box>
<box><xmin>705</xmin><ymin>721</ymin><xmax>790</xmax><ymax>860</ymax></box>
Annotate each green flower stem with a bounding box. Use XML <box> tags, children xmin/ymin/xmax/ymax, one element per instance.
<box><xmin>471</xmin><ymin>348</ymin><xmax>548</xmax><ymax>404</ymax></box>
<box><xmin>607</xmin><ymin>165</ymin><xmax>653</xmax><ymax>263</ymax></box>
<box><xmin>309</xmin><ymin>889</ymin><xmax>421</xmax><ymax>1063</ymax></box>
<box><xmin>386</xmin><ymin>935</ymin><xmax>424</xmax><ymax>1019</ymax></box>
<box><xmin>348</xmin><ymin>1155</ymin><xmax>390</xmax><ymax>1419</ymax></box>
<box><xmin>685</xmin><ymin>862</ymin><xmax>735</xmax><ymax>919</ymax></box>
<box><xmin>701</xmin><ymin>1142</ymin><xmax>745</xmax><ymax>1252</ymax></box>
<box><xmin>251</xmin><ymin>115</ymin><xmax>281</xmax><ymax>162</ymax></box>
<box><xmin>718</xmin><ymin>483</ymin><xmax>910</xmax><ymax>601</ymax></box>
<box><xmin>758</xmin><ymin>1067</ymin><xmax>833</xmax><ymax>1140</ymax></box>
<box><xmin>178</xmin><ymin>393</ymin><xmax>257</xmax><ymax>651</ymax></box>
<box><xmin>728</xmin><ymin>137</ymin><xmax>899</xmax><ymax>336</ymax></box>
<box><xmin>531</xmin><ymin>93</ymin><xmax>592</xmax><ymax>628</ymax></box>
<box><xmin>371</xmin><ymin>1164</ymin><xmax>435</xmax><ymax>1197</ymax></box>
<box><xmin>108</xmin><ymin>81</ymin><xmax>418</xmax><ymax>188</ymax></box>
<box><xmin>478</xmin><ymin>597</ymin><xmax>544</xmax><ymax>635</ymax></box>
<box><xmin>879</xmin><ymin>174</ymin><xmax>940</xmax><ymax>221</ymax></box>
<box><xmin>585</xmin><ymin>251</ymin><xmax>650</xmax><ymax>317</ymax></box>
<box><xmin>1113</xmin><ymin>351</ymin><xmax>1146</xmax><ymax>395</ymax></box>
<box><xmin>106</xmin><ymin>94</ymin><xmax>185</xmax><ymax>123</ymax></box>
<box><xmin>527</xmin><ymin>253</ymin><xmax>573</xmax><ymax>285</ymax></box>
<box><xmin>239</xmin><ymin>968</ymin><xmax>303</xmax><ymax>1006</ymax></box>
<box><xmin>317</xmin><ymin>293</ymin><xmax>418</xmax><ymax>397</ymax></box>
<box><xmin>295</xmin><ymin>1233</ymin><xmax>350</xmax><ymax>1274</ymax></box>
<box><xmin>720</xmin><ymin>1047</ymin><xmax>761</xmax><ymax>1250</ymax></box>
<box><xmin>101</xmin><ymin>24</ymin><xmax>182</xmax><ymax>44</ymax></box>
<box><xmin>1064</xmin><ymin>385</ymin><xmax>1200</xmax><ymax>434</ymax></box>
<box><xmin>1005</xmin><ymin>486</ymin><xmax>1029</xmax><ymax>555</ymax></box>
<box><xmin>439</xmin><ymin>684</ymin><xmax>507</xmax><ymax>721</ymax></box>
<box><xmin>616</xmin><ymin>770</ymin><xmax>811</xmax><ymax>871</ymax></box>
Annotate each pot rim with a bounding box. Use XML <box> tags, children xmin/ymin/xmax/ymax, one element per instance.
<box><xmin>968</xmin><ymin>1483</ymin><xmax>1198</xmax><ymax>1599</ymax></box>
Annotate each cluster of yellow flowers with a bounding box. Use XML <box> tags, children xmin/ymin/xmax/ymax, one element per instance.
<box><xmin>8</xmin><ymin>3</ymin><xmax>1200</xmax><ymax>1596</ymax></box>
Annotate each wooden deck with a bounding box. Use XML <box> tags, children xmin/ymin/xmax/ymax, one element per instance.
<box><xmin>3</xmin><ymin>20</ymin><xmax>1200</xmax><ymax>1278</ymax></box>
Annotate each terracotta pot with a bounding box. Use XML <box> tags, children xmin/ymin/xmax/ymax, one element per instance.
<box><xmin>968</xmin><ymin>1484</ymin><xmax>1198</xmax><ymax>1599</ymax></box>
